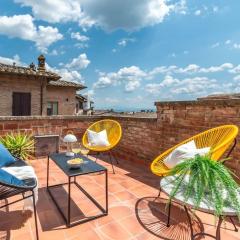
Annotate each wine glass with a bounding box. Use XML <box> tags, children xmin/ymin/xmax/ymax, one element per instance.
<box><xmin>79</xmin><ymin>144</ymin><xmax>90</xmax><ymax>156</ymax></box>
<box><xmin>72</xmin><ymin>142</ymin><xmax>81</xmax><ymax>156</ymax></box>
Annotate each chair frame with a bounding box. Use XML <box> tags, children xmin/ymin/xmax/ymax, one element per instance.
<box><xmin>82</xmin><ymin>119</ymin><xmax>122</xmax><ymax>174</ymax></box>
<box><xmin>0</xmin><ymin>159</ymin><xmax>39</xmax><ymax>240</ymax></box>
<box><xmin>151</xmin><ymin>125</ymin><xmax>239</xmax><ymax>177</ymax></box>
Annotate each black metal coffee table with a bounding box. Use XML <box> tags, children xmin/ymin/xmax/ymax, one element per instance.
<box><xmin>47</xmin><ymin>153</ymin><xmax>108</xmax><ymax>227</ymax></box>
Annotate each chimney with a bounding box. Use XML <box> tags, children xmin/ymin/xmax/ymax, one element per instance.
<box><xmin>29</xmin><ymin>62</ymin><xmax>36</xmax><ymax>71</ymax></box>
<box><xmin>38</xmin><ymin>54</ymin><xmax>46</xmax><ymax>71</ymax></box>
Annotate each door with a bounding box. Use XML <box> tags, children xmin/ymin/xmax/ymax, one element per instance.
<box><xmin>12</xmin><ymin>92</ymin><xmax>31</xmax><ymax>116</ymax></box>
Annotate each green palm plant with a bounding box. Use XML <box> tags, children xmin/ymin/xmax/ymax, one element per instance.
<box><xmin>168</xmin><ymin>154</ymin><xmax>240</xmax><ymax>220</ymax></box>
<box><xmin>0</xmin><ymin>132</ymin><xmax>35</xmax><ymax>160</ymax></box>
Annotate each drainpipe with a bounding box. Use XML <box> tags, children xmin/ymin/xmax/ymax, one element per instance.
<box><xmin>40</xmin><ymin>77</ymin><xmax>44</xmax><ymax>115</ymax></box>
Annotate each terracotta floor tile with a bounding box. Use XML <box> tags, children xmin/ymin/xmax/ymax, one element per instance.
<box><xmin>1</xmin><ymin>157</ymin><xmax>239</xmax><ymax>240</ymax></box>
<box><xmin>114</xmin><ymin>190</ymin><xmax>137</xmax><ymax>202</ymax></box>
<box><xmin>98</xmin><ymin>221</ymin><xmax>132</xmax><ymax>240</ymax></box>
<box><xmin>63</xmin><ymin>222</ymin><xmax>94</xmax><ymax>239</ymax></box>
<box><xmin>70</xmin><ymin>229</ymin><xmax>101</xmax><ymax>240</ymax></box>
<box><xmin>108</xmin><ymin>183</ymin><xmax>126</xmax><ymax>193</ymax></box>
<box><xmin>109</xmin><ymin>205</ymin><xmax>134</xmax><ymax>221</ymax></box>
<box><xmin>129</xmin><ymin>185</ymin><xmax>156</xmax><ymax>198</ymax></box>
<box><xmin>119</xmin><ymin>215</ymin><xmax>145</xmax><ymax>236</ymax></box>
<box><xmin>92</xmin><ymin>214</ymin><xmax>115</xmax><ymax>228</ymax></box>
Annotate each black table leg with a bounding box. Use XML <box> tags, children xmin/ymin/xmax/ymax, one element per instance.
<box><xmin>47</xmin><ymin>155</ymin><xmax>49</xmax><ymax>188</ymax></box>
<box><xmin>67</xmin><ymin>176</ymin><xmax>71</xmax><ymax>227</ymax></box>
<box><xmin>32</xmin><ymin>190</ymin><xmax>39</xmax><ymax>240</ymax></box>
<box><xmin>105</xmin><ymin>169</ymin><xmax>108</xmax><ymax>214</ymax></box>
<box><xmin>47</xmin><ymin>155</ymin><xmax>108</xmax><ymax>227</ymax></box>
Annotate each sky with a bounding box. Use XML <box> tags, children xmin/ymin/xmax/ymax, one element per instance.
<box><xmin>0</xmin><ymin>0</ymin><xmax>240</xmax><ymax>110</ymax></box>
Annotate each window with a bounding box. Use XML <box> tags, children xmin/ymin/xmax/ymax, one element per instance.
<box><xmin>76</xmin><ymin>103</ymin><xmax>79</xmax><ymax>113</ymax></box>
<box><xmin>79</xmin><ymin>101</ymin><xmax>83</xmax><ymax>110</ymax></box>
<box><xmin>47</xmin><ymin>102</ymin><xmax>58</xmax><ymax>115</ymax></box>
<box><xmin>12</xmin><ymin>92</ymin><xmax>31</xmax><ymax>116</ymax></box>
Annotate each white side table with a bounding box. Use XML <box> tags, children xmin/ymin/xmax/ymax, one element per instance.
<box><xmin>160</xmin><ymin>176</ymin><xmax>239</xmax><ymax>240</ymax></box>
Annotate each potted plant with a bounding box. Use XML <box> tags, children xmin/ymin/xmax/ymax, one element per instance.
<box><xmin>168</xmin><ymin>154</ymin><xmax>240</xmax><ymax>219</ymax></box>
<box><xmin>0</xmin><ymin>132</ymin><xmax>35</xmax><ymax>160</ymax></box>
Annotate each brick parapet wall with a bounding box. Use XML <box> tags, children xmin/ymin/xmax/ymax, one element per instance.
<box><xmin>0</xmin><ymin>115</ymin><xmax>160</xmax><ymax>166</ymax></box>
<box><xmin>155</xmin><ymin>99</ymin><xmax>240</xmax><ymax>176</ymax></box>
<box><xmin>0</xmin><ymin>98</ymin><xmax>240</xmax><ymax>176</ymax></box>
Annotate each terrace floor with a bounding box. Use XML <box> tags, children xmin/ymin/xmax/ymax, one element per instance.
<box><xmin>0</xmin><ymin>155</ymin><xmax>239</xmax><ymax>240</ymax></box>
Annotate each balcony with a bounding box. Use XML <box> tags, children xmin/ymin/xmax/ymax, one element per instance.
<box><xmin>0</xmin><ymin>155</ymin><xmax>239</xmax><ymax>240</ymax></box>
<box><xmin>0</xmin><ymin>98</ymin><xmax>240</xmax><ymax>239</ymax></box>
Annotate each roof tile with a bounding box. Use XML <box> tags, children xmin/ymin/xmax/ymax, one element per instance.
<box><xmin>0</xmin><ymin>63</ymin><xmax>60</xmax><ymax>80</ymax></box>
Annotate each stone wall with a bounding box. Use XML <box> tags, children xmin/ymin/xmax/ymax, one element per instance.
<box><xmin>0</xmin><ymin>115</ymin><xmax>161</xmax><ymax>166</ymax></box>
<box><xmin>0</xmin><ymin>74</ymin><xmax>44</xmax><ymax>116</ymax></box>
<box><xmin>46</xmin><ymin>86</ymin><xmax>77</xmax><ymax>115</ymax></box>
<box><xmin>0</xmin><ymin>74</ymin><xmax>78</xmax><ymax>116</ymax></box>
<box><xmin>0</xmin><ymin>98</ymin><xmax>240</xmax><ymax>177</ymax></box>
<box><xmin>155</xmin><ymin>99</ymin><xmax>240</xmax><ymax>176</ymax></box>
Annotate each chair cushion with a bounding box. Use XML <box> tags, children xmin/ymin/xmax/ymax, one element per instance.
<box><xmin>0</xmin><ymin>168</ymin><xmax>24</xmax><ymax>186</ymax></box>
<box><xmin>87</xmin><ymin>129</ymin><xmax>110</xmax><ymax>147</ymax></box>
<box><xmin>164</xmin><ymin>140</ymin><xmax>210</xmax><ymax>169</ymax></box>
<box><xmin>0</xmin><ymin>143</ymin><xmax>16</xmax><ymax>168</ymax></box>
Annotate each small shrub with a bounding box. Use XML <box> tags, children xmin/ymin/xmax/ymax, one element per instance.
<box><xmin>0</xmin><ymin>132</ymin><xmax>35</xmax><ymax>160</ymax></box>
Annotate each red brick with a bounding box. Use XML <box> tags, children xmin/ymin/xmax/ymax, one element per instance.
<box><xmin>4</xmin><ymin>123</ymin><xmax>18</xmax><ymax>130</ymax></box>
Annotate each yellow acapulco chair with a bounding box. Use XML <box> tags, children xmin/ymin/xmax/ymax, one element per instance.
<box><xmin>82</xmin><ymin>119</ymin><xmax>122</xmax><ymax>173</ymax></box>
<box><xmin>151</xmin><ymin>125</ymin><xmax>238</xmax><ymax>177</ymax></box>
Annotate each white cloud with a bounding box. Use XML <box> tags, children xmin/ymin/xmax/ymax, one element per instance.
<box><xmin>71</xmin><ymin>32</ymin><xmax>89</xmax><ymax>42</ymax></box>
<box><xmin>171</xmin><ymin>77</ymin><xmax>217</xmax><ymax>94</ymax></box>
<box><xmin>93</xmin><ymin>66</ymin><xmax>146</xmax><ymax>92</ymax></box>
<box><xmin>92</xmin><ymin>62</ymin><xmax>237</xmax><ymax>96</ymax></box>
<box><xmin>148</xmin><ymin>65</ymin><xmax>177</xmax><ymax>78</ymax></box>
<box><xmin>177</xmin><ymin>64</ymin><xmax>200</xmax><ymax>74</ymax></box>
<box><xmin>225</xmin><ymin>40</ymin><xmax>231</xmax><ymax>45</ymax></box>
<box><xmin>47</xmin><ymin>49</ymin><xmax>65</xmax><ymax>56</ymax></box>
<box><xmin>36</xmin><ymin>26</ymin><xmax>63</xmax><ymax>52</ymax></box>
<box><xmin>148</xmin><ymin>63</ymin><xmax>234</xmax><ymax>78</ymax></box>
<box><xmin>233</xmin><ymin>43</ymin><xmax>240</xmax><ymax>49</ymax></box>
<box><xmin>169</xmin><ymin>53</ymin><xmax>176</xmax><ymax>58</ymax></box>
<box><xmin>46</xmin><ymin>54</ymin><xmax>90</xmax><ymax>83</ymax></box>
<box><xmin>171</xmin><ymin>0</ymin><xmax>187</xmax><ymax>15</ymax></box>
<box><xmin>146</xmin><ymin>76</ymin><xmax>217</xmax><ymax>96</ymax></box>
<box><xmin>0</xmin><ymin>54</ymin><xmax>23</xmax><ymax>65</ymax></box>
<box><xmin>194</xmin><ymin>10</ymin><xmax>201</xmax><ymax>16</ymax></box>
<box><xmin>56</xmin><ymin>69</ymin><xmax>84</xmax><ymax>83</ymax></box>
<box><xmin>213</xmin><ymin>6</ymin><xmax>219</xmax><ymax>12</ymax></box>
<box><xmin>229</xmin><ymin>65</ymin><xmax>240</xmax><ymax>74</ymax></box>
<box><xmin>211</xmin><ymin>42</ymin><xmax>220</xmax><ymax>48</ymax></box>
<box><xmin>80</xmin><ymin>0</ymin><xmax>171</xmax><ymax>31</ymax></box>
<box><xmin>233</xmin><ymin>75</ymin><xmax>240</xmax><ymax>81</ymax></box>
<box><xmin>46</xmin><ymin>63</ymin><xmax>84</xmax><ymax>83</ymax></box>
<box><xmin>15</xmin><ymin>0</ymin><xmax>82</xmax><ymax>23</ymax></box>
<box><xmin>118</xmin><ymin>38</ymin><xmax>136</xmax><ymax>47</ymax></box>
<box><xmin>74</xmin><ymin>43</ymin><xmax>89</xmax><ymax>49</ymax></box>
<box><xmin>65</xmin><ymin>53</ymin><xmax>90</xmax><ymax>69</ymax></box>
<box><xmin>14</xmin><ymin>0</ymin><xmax>189</xmax><ymax>32</ymax></box>
<box><xmin>146</xmin><ymin>75</ymin><xmax>180</xmax><ymax>94</ymax></box>
<box><xmin>0</xmin><ymin>14</ymin><xmax>62</xmax><ymax>52</ymax></box>
<box><xmin>199</xmin><ymin>63</ymin><xmax>234</xmax><ymax>73</ymax></box>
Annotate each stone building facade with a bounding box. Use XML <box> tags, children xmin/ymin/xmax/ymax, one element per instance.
<box><xmin>0</xmin><ymin>55</ymin><xmax>86</xmax><ymax>116</ymax></box>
